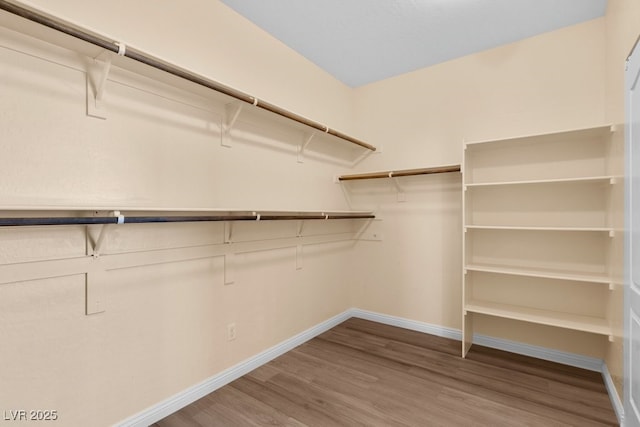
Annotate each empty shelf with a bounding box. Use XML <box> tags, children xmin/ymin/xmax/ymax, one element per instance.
<box><xmin>465</xmin><ymin>300</ymin><xmax>611</xmax><ymax>337</ymax></box>
<box><xmin>464</xmin><ymin>124</ymin><xmax>613</xmax><ymax>148</ymax></box>
<box><xmin>465</xmin><ymin>175</ymin><xmax>618</xmax><ymax>188</ymax></box>
<box><xmin>465</xmin><ymin>225</ymin><xmax>614</xmax><ymax>233</ymax></box>
<box><xmin>465</xmin><ymin>264</ymin><xmax>612</xmax><ymax>284</ymax></box>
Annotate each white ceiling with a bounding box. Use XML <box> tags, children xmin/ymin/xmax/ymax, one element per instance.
<box><xmin>220</xmin><ymin>0</ymin><xmax>607</xmax><ymax>87</ymax></box>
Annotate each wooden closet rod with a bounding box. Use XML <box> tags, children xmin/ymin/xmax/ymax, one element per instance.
<box><xmin>0</xmin><ymin>213</ymin><xmax>375</xmax><ymax>227</ymax></box>
<box><xmin>338</xmin><ymin>165</ymin><xmax>461</xmax><ymax>181</ymax></box>
<box><xmin>0</xmin><ymin>0</ymin><xmax>376</xmax><ymax>152</ymax></box>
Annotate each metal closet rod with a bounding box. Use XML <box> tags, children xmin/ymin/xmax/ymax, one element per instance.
<box><xmin>0</xmin><ymin>213</ymin><xmax>375</xmax><ymax>227</ymax></box>
<box><xmin>338</xmin><ymin>165</ymin><xmax>461</xmax><ymax>181</ymax></box>
<box><xmin>0</xmin><ymin>0</ymin><xmax>376</xmax><ymax>152</ymax></box>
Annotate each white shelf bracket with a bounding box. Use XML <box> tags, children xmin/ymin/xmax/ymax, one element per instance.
<box><xmin>389</xmin><ymin>173</ymin><xmax>407</xmax><ymax>202</ymax></box>
<box><xmin>297</xmin><ymin>132</ymin><xmax>315</xmax><ymax>163</ymax></box>
<box><xmin>86</xmin><ymin>44</ymin><xmax>125</xmax><ymax>120</ymax></box>
<box><xmin>90</xmin><ymin>211</ymin><xmax>123</xmax><ymax>258</ymax></box>
<box><xmin>297</xmin><ymin>220</ymin><xmax>305</xmax><ymax>237</ymax></box>
<box><xmin>92</xmin><ymin>224</ymin><xmax>109</xmax><ymax>258</ymax></box>
<box><xmin>222</xmin><ymin>102</ymin><xmax>244</xmax><ymax>147</ymax></box>
<box><xmin>224</xmin><ymin>221</ymin><xmax>234</xmax><ymax>243</ymax></box>
<box><xmin>86</xmin><ymin>55</ymin><xmax>112</xmax><ymax>119</ymax></box>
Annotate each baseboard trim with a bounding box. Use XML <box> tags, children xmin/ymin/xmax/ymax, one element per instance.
<box><xmin>118</xmin><ymin>308</ymin><xmax>618</xmax><ymax>426</ymax></box>
<box><xmin>117</xmin><ymin>310</ymin><xmax>352</xmax><ymax>427</ymax></box>
<box><xmin>602</xmin><ymin>363</ymin><xmax>625</xmax><ymax>425</ymax></box>
<box><xmin>349</xmin><ymin>308</ymin><xmax>462</xmax><ymax>340</ymax></box>
<box><xmin>472</xmin><ymin>334</ymin><xmax>603</xmax><ymax>372</ymax></box>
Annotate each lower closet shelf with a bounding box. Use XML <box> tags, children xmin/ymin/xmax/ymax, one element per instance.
<box><xmin>464</xmin><ymin>300</ymin><xmax>611</xmax><ymax>337</ymax></box>
<box><xmin>465</xmin><ymin>264</ymin><xmax>611</xmax><ymax>285</ymax></box>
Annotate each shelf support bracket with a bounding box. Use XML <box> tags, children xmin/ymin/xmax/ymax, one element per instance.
<box><xmin>92</xmin><ymin>224</ymin><xmax>109</xmax><ymax>258</ymax></box>
<box><xmin>389</xmin><ymin>174</ymin><xmax>407</xmax><ymax>202</ymax></box>
<box><xmin>89</xmin><ymin>211</ymin><xmax>123</xmax><ymax>258</ymax></box>
<box><xmin>297</xmin><ymin>220</ymin><xmax>305</xmax><ymax>237</ymax></box>
<box><xmin>86</xmin><ymin>55</ymin><xmax>112</xmax><ymax>119</ymax></box>
<box><xmin>224</xmin><ymin>221</ymin><xmax>234</xmax><ymax>243</ymax></box>
<box><xmin>297</xmin><ymin>132</ymin><xmax>315</xmax><ymax>163</ymax></box>
<box><xmin>86</xmin><ymin>44</ymin><xmax>125</xmax><ymax>120</ymax></box>
<box><xmin>222</xmin><ymin>102</ymin><xmax>244</xmax><ymax>147</ymax></box>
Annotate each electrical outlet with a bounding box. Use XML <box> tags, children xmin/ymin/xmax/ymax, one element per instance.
<box><xmin>227</xmin><ymin>323</ymin><xmax>237</xmax><ymax>341</ymax></box>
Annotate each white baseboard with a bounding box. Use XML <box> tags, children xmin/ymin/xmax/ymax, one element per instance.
<box><xmin>117</xmin><ymin>310</ymin><xmax>352</xmax><ymax>427</ymax></box>
<box><xmin>602</xmin><ymin>363</ymin><xmax>625</xmax><ymax>425</ymax></box>
<box><xmin>350</xmin><ymin>308</ymin><xmax>462</xmax><ymax>340</ymax></box>
<box><xmin>118</xmin><ymin>308</ymin><xmax>620</xmax><ymax>426</ymax></box>
<box><xmin>472</xmin><ymin>333</ymin><xmax>603</xmax><ymax>372</ymax></box>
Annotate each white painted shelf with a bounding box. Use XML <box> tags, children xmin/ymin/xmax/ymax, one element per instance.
<box><xmin>464</xmin><ymin>124</ymin><xmax>614</xmax><ymax>148</ymax></box>
<box><xmin>464</xmin><ymin>225</ymin><xmax>615</xmax><ymax>233</ymax></box>
<box><xmin>464</xmin><ymin>175</ymin><xmax>617</xmax><ymax>188</ymax></box>
<box><xmin>464</xmin><ymin>300</ymin><xmax>611</xmax><ymax>337</ymax></box>
<box><xmin>462</xmin><ymin>124</ymin><xmax>616</xmax><ymax>357</ymax></box>
<box><xmin>465</xmin><ymin>263</ymin><xmax>612</xmax><ymax>285</ymax></box>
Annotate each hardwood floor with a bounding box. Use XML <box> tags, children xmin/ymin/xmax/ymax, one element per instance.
<box><xmin>152</xmin><ymin>318</ymin><xmax>617</xmax><ymax>426</ymax></box>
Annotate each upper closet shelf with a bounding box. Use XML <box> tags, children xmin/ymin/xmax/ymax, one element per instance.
<box><xmin>338</xmin><ymin>165</ymin><xmax>461</xmax><ymax>181</ymax></box>
<box><xmin>0</xmin><ymin>0</ymin><xmax>376</xmax><ymax>153</ymax></box>
<box><xmin>464</xmin><ymin>124</ymin><xmax>614</xmax><ymax>148</ymax></box>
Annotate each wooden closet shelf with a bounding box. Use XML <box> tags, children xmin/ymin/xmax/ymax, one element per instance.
<box><xmin>465</xmin><ymin>300</ymin><xmax>611</xmax><ymax>337</ymax></box>
<box><xmin>338</xmin><ymin>165</ymin><xmax>461</xmax><ymax>181</ymax></box>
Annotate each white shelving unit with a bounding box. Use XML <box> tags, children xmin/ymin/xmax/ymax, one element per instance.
<box><xmin>462</xmin><ymin>125</ymin><xmax>616</xmax><ymax>356</ymax></box>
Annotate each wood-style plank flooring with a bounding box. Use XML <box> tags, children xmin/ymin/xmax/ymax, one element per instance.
<box><xmin>152</xmin><ymin>318</ymin><xmax>617</xmax><ymax>426</ymax></box>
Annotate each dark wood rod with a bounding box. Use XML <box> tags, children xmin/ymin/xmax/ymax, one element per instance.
<box><xmin>0</xmin><ymin>0</ymin><xmax>376</xmax><ymax>152</ymax></box>
<box><xmin>338</xmin><ymin>165</ymin><xmax>461</xmax><ymax>181</ymax></box>
<box><xmin>0</xmin><ymin>213</ymin><xmax>375</xmax><ymax>227</ymax></box>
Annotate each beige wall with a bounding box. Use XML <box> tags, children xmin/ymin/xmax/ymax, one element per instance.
<box><xmin>604</xmin><ymin>0</ymin><xmax>640</xmax><ymax>401</ymax></box>
<box><xmin>351</xmin><ymin>18</ymin><xmax>609</xmax><ymax>357</ymax></box>
<box><xmin>0</xmin><ymin>1</ymin><xmax>362</xmax><ymax>425</ymax></box>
